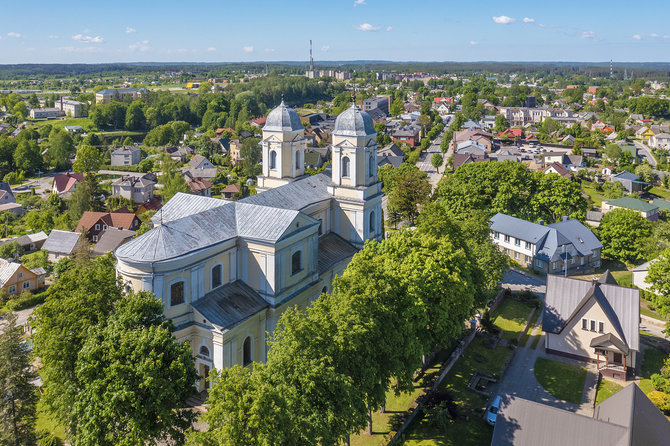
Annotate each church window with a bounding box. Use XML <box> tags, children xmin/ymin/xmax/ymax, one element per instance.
<box><xmin>199</xmin><ymin>345</ymin><xmax>210</xmax><ymax>357</ymax></box>
<box><xmin>170</xmin><ymin>281</ymin><xmax>185</xmax><ymax>306</ymax></box>
<box><xmin>243</xmin><ymin>336</ymin><xmax>252</xmax><ymax>366</ymax></box>
<box><xmin>342</xmin><ymin>156</ymin><xmax>350</xmax><ymax>177</ymax></box>
<box><xmin>295</xmin><ymin>150</ymin><xmax>301</xmax><ymax>169</ymax></box>
<box><xmin>270</xmin><ymin>150</ymin><xmax>277</xmax><ymax>169</ymax></box>
<box><xmin>369</xmin><ymin>155</ymin><xmax>375</xmax><ymax>177</ymax></box>
<box><xmin>211</xmin><ymin>264</ymin><xmax>222</xmax><ymax>289</ymax></box>
<box><xmin>370</xmin><ymin>211</ymin><xmax>376</xmax><ymax>233</ymax></box>
<box><xmin>291</xmin><ymin>251</ymin><xmax>302</xmax><ymax>275</ymax></box>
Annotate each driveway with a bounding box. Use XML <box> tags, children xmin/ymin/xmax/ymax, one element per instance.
<box><xmin>502</xmin><ymin>268</ymin><xmax>546</xmax><ymax>297</ymax></box>
<box><xmin>633</xmin><ymin>140</ymin><xmax>657</xmax><ymax>167</ymax></box>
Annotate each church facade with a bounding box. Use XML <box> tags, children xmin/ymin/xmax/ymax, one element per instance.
<box><xmin>115</xmin><ymin>101</ymin><xmax>383</xmax><ymax>390</ymax></box>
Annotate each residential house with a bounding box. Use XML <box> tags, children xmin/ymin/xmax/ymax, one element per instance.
<box><xmin>229</xmin><ymin>139</ymin><xmax>244</xmax><ymax>165</ymax></box>
<box><xmin>110</xmin><ymin>146</ymin><xmax>142</xmax><ymax>166</ymax></box>
<box><xmin>455</xmin><ymin>140</ymin><xmax>486</xmax><ymax>156</ymax></box>
<box><xmin>463</xmin><ymin>119</ymin><xmax>481</xmax><ymax>130</ymax></box>
<box><xmin>52</xmin><ymin>172</ymin><xmax>84</xmax><ymax>196</ymax></box>
<box><xmin>75</xmin><ymin>211</ymin><xmax>141</xmax><ymax>243</ymax></box>
<box><xmin>491</xmin><ymin>384</ymin><xmax>670</xmax><ymax>445</ymax></box>
<box><xmin>166</xmin><ymin>145</ymin><xmax>194</xmax><ymax>163</ymax></box>
<box><xmin>250</xmin><ymin>116</ymin><xmax>267</xmax><ymax>128</ymax></box>
<box><xmin>0</xmin><ymin>231</ymin><xmax>48</xmax><ymax>252</ymax></box>
<box><xmin>632</xmin><ymin>260</ymin><xmax>657</xmax><ymax>292</ymax></box>
<box><xmin>64</xmin><ymin>125</ymin><xmax>84</xmax><ymax>134</ymax></box>
<box><xmin>184</xmin><ymin>173</ymin><xmax>212</xmax><ymax>197</ymax></box>
<box><xmin>0</xmin><ymin>260</ymin><xmax>46</xmax><ymax>295</ymax></box>
<box><xmin>95</xmin><ymin>88</ymin><xmax>143</xmax><ymax>104</ymax></box>
<box><xmin>135</xmin><ymin>197</ymin><xmax>162</xmax><ymax>216</ymax></box>
<box><xmin>652</xmin><ymin>199</ymin><xmax>670</xmax><ymax>215</ymax></box>
<box><xmin>453</xmin><ymin>153</ymin><xmax>487</xmax><ymax>169</ymax></box>
<box><xmin>188</xmin><ymin>154</ymin><xmax>214</xmax><ymax>170</ymax></box>
<box><xmin>582</xmin><ymin>147</ymin><xmax>597</xmax><ymax>158</ymax></box>
<box><xmin>55</xmin><ymin>98</ymin><xmax>85</xmax><ymax>118</ymax></box>
<box><xmin>392</xmin><ymin>126</ymin><xmax>420</xmax><ymax>147</ymax></box>
<box><xmin>610</xmin><ymin>171</ymin><xmax>645</xmax><ymax>193</ymax></box>
<box><xmin>490</xmin><ymin>213</ymin><xmax>602</xmax><ymax>275</ymax></box>
<box><xmin>585</xmin><ymin>210</ymin><xmax>603</xmax><ymax>227</ymax></box>
<box><xmin>0</xmin><ymin>182</ymin><xmax>16</xmax><ymax>205</ymax></box>
<box><xmin>304</xmin><ymin>149</ymin><xmax>327</xmax><ymax>170</ymax></box>
<box><xmin>602</xmin><ymin>197</ymin><xmax>659</xmax><ymax>221</ymax></box>
<box><xmin>378</xmin><ymin>143</ymin><xmax>405</xmax><ymax>158</ymax></box>
<box><xmin>111</xmin><ymin>174</ymin><xmax>155</xmax><ymax>203</ymax></box>
<box><xmin>450</xmin><ymin>129</ymin><xmax>493</xmax><ymax>152</ymax></box>
<box><xmin>42</xmin><ymin>230</ymin><xmax>82</xmax><ymax>262</ymax></box>
<box><xmin>377</xmin><ymin>155</ymin><xmax>404</xmax><ymax>169</ymax></box>
<box><xmin>92</xmin><ymin>228</ymin><xmax>136</xmax><ymax>256</ymax></box>
<box><xmin>542</xmin><ymin>153</ymin><xmax>583</xmax><ymax>170</ymax></box>
<box><xmin>635</xmin><ymin>126</ymin><xmax>656</xmax><ymax>141</ymax></box>
<box><xmin>543</xmin><ymin>273</ymin><xmax>639</xmax><ymax>379</ymax></box>
<box><xmin>545</xmin><ymin>162</ymin><xmax>571</xmax><ymax>178</ymax></box>
<box><xmin>221</xmin><ymin>183</ymin><xmax>241</xmax><ymax>200</ymax></box>
<box><xmin>362</xmin><ymin>96</ymin><xmax>390</xmax><ymax>119</ymax></box>
<box><xmin>649</xmin><ymin>132</ymin><xmax>670</xmax><ymax>149</ymax></box>
<box><xmin>498</xmin><ymin>128</ymin><xmax>523</xmax><ymax>139</ymax></box>
<box><xmin>180</xmin><ymin>167</ymin><xmax>218</xmax><ymax>182</ymax></box>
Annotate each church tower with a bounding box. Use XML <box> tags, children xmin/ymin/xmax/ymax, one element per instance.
<box><xmin>256</xmin><ymin>99</ymin><xmax>306</xmax><ymax>192</ymax></box>
<box><xmin>328</xmin><ymin>103</ymin><xmax>383</xmax><ymax>248</ymax></box>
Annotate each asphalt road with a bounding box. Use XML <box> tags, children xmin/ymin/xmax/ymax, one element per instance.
<box><xmin>633</xmin><ymin>140</ymin><xmax>657</xmax><ymax>167</ymax></box>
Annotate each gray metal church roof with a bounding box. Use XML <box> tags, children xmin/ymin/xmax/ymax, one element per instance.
<box><xmin>333</xmin><ymin>104</ymin><xmax>376</xmax><ymax>137</ymax></box>
<box><xmin>262</xmin><ymin>100</ymin><xmax>304</xmax><ymax>132</ymax></box>
<box><xmin>192</xmin><ymin>281</ymin><xmax>269</xmax><ymax>331</ymax></box>
<box><xmin>151</xmin><ymin>193</ymin><xmax>228</xmax><ymax>225</ymax></box>
<box><xmin>242</xmin><ymin>173</ymin><xmax>334</xmax><ymax>210</ymax></box>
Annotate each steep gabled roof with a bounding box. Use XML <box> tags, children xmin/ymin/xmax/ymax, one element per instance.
<box><xmin>598</xmin><ymin>270</ymin><xmax>618</xmax><ymax>285</ymax></box>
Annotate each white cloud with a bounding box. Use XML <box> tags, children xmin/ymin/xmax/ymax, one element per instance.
<box><xmin>469</xmin><ymin>41</ymin><xmax>478</xmax><ymax>46</ymax></box>
<box><xmin>129</xmin><ymin>40</ymin><xmax>150</xmax><ymax>52</ymax></box>
<box><xmin>207</xmin><ymin>47</ymin><xmax>216</xmax><ymax>51</ymax></box>
<box><xmin>523</xmin><ymin>17</ymin><xmax>535</xmax><ymax>23</ymax></box>
<box><xmin>48</xmin><ymin>35</ymin><xmax>59</xmax><ymax>39</ymax></box>
<box><xmin>632</xmin><ymin>34</ymin><xmax>641</xmax><ymax>40</ymax></box>
<box><xmin>357</xmin><ymin>23</ymin><xmax>379</xmax><ymax>31</ymax></box>
<box><xmin>492</xmin><ymin>16</ymin><xmax>515</xmax><ymax>24</ymax></box>
<box><xmin>7</xmin><ymin>32</ymin><xmax>21</xmax><ymax>38</ymax></box>
<box><xmin>386</xmin><ymin>26</ymin><xmax>392</xmax><ymax>32</ymax></box>
<box><xmin>72</xmin><ymin>34</ymin><xmax>104</xmax><ymax>43</ymax></box>
<box><xmin>243</xmin><ymin>45</ymin><xmax>254</xmax><ymax>52</ymax></box>
<box><xmin>581</xmin><ymin>31</ymin><xmax>596</xmax><ymax>39</ymax></box>
<box><xmin>650</xmin><ymin>33</ymin><xmax>658</xmax><ymax>38</ymax></box>
<box><xmin>264</xmin><ymin>48</ymin><xmax>275</xmax><ymax>52</ymax></box>
<box><xmin>126</xmin><ymin>27</ymin><xmax>137</xmax><ymax>34</ymax></box>
<box><xmin>664</xmin><ymin>35</ymin><xmax>670</xmax><ymax>39</ymax></box>
<box><xmin>321</xmin><ymin>45</ymin><xmax>330</xmax><ymax>51</ymax></box>
<box><xmin>353</xmin><ymin>0</ymin><xmax>366</xmax><ymax>5</ymax></box>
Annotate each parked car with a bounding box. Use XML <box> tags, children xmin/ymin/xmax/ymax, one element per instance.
<box><xmin>529</xmin><ymin>142</ymin><xmax>535</xmax><ymax>148</ymax></box>
<box><xmin>486</xmin><ymin>395</ymin><xmax>501</xmax><ymax>426</ymax></box>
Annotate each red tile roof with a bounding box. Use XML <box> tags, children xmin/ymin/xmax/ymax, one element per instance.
<box><xmin>76</xmin><ymin>211</ymin><xmax>140</xmax><ymax>233</ymax></box>
<box><xmin>53</xmin><ymin>172</ymin><xmax>84</xmax><ymax>193</ymax></box>
<box><xmin>187</xmin><ymin>177</ymin><xmax>212</xmax><ymax>193</ymax></box>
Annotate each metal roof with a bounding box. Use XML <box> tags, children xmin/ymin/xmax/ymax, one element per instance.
<box><xmin>191</xmin><ymin>281</ymin><xmax>269</xmax><ymax>331</ymax></box>
<box><xmin>151</xmin><ymin>193</ymin><xmax>228</xmax><ymax>225</ymax></box>
<box><xmin>491</xmin><ymin>396</ymin><xmax>628</xmax><ymax>446</ymax></box>
<box><xmin>612</xmin><ymin>171</ymin><xmax>640</xmax><ymax>181</ymax></box>
<box><xmin>547</xmin><ymin>219</ymin><xmax>603</xmax><ymax>257</ymax></box>
<box><xmin>490</xmin><ymin>213</ymin><xmax>550</xmax><ymax>245</ymax></box>
<box><xmin>333</xmin><ymin>104</ymin><xmax>376</xmax><ymax>137</ymax></box>
<box><xmin>542</xmin><ymin>275</ymin><xmax>639</xmax><ymax>351</ymax></box>
<box><xmin>92</xmin><ymin>228</ymin><xmax>136</xmax><ymax>256</ymax></box>
<box><xmin>0</xmin><ymin>261</ymin><xmax>20</xmax><ymax>287</ymax></box>
<box><xmin>317</xmin><ymin>233</ymin><xmax>358</xmax><ymax>274</ymax></box>
<box><xmin>242</xmin><ymin>173</ymin><xmax>334</xmax><ymax>210</ymax></box>
<box><xmin>42</xmin><ymin>230</ymin><xmax>81</xmax><ymax>255</ymax></box>
<box><xmin>263</xmin><ymin>100</ymin><xmax>304</xmax><ymax>132</ymax></box>
<box><xmin>603</xmin><ymin>197</ymin><xmax>657</xmax><ymax>213</ymax></box>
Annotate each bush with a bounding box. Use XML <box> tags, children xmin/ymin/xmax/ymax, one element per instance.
<box><xmin>5</xmin><ymin>290</ymin><xmax>47</xmax><ymax>311</ymax></box>
<box><xmin>648</xmin><ymin>391</ymin><xmax>670</xmax><ymax>415</ymax></box>
<box><xmin>99</xmin><ymin>164</ymin><xmax>140</xmax><ymax>172</ymax></box>
<box><xmin>37</xmin><ymin>430</ymin><xmax>63</xmax><ymax>446</ymax></box>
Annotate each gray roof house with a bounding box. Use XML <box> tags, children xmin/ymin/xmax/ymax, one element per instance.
<box><xmin>188</xmin><ymin>154</ymin><xmax>214</xmax><ymax>170</ymax></box>
<box><xmin>111</xmin><ymin>175</ymin><xmax>155</xmax><ymax>204</ymax></box>
<box><xmin>491</xmin><ymin>384</ymin><xmax>670</xmax><ymax>445</ymax></box>
<box><xmin>110</xmin><ymin>146</ymin><xmax>141</xmax><ymax>166</ymax></box>
<box><xmin>611</xmin><ymin>171</ymin><xmax>645</xmax><ymax>193</ymax></box>
<box><xmin>378</xmin><ymin>143</ymin><xmax>405</xmax><ymax>158</ymax></box>
<box><xmin>42</xmin><ymin>230</ymin><xmax>82</xmax><ymax>262</ymax></box>
<box><xmin>543</xmin><ymin>274</ymin><xmax>639</xmax><ymax>379</ymax></box>
<box><xmin>490</xmin><ymin>213</ymin><xmax>602</xmax><ymax>275</ymax></box>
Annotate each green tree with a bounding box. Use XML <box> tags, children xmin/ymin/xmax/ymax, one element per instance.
<box><xmin>390</xmin><ymin>98</ymin><xmax>404</xmax><ymax>116</ymax></box>
<box><xmin>72</xmin><ymin>292</ymin><xmax>197</xmax><ymax>446</ymax></box>
<box><xmin>493</xmin><ymin>114</ymin><xmax>510</xmax><ymax>132</ymax></box>
<box><xmin>48</xmin><ymin>129</ymin><xmax>75</xmax><ymax>171</ymax></box>
<box><xmin>72</xmin><ymin>145</ymin><xmax>103</xmax><ymax>174</ymax></box>
<box><xmin>0</xmin><ymin>312</ymin><xmax>38</xmax><ymax>446</ymax></box>
<box><xmin>124</xmin><ymin>101</ymin><xmax>146</xmax><ymax>130</ymax></box>
<box><xmin>240</xmin><ymin>137</ymin><xmax>261</xmax><ymax>178</ymax></box>
<box><xmin>430</xmin><ymin>153</ymin><xmax>443</xmax><ymax>173</ymax></box>
<box><xmin>387</xmin><ymin>166</ymin><xmax>431</xmax><ymax>225</ymax></box>
<box><xmin>197</xmin><ymin>81</ymin><xmax>213</xmax><ymax>93</ymax></box>
<box><xmin>528</xmin><ymin>171</ymin><xmax>588</xmax><ymax>222</ymax></box>
<box><xmin>159</xmin><ymin>154</ymin><xmax>188</xmax><ymax>201</ymax></box>
<box><xmin>13</xmin><ymin>139</ymin><xmax>42</xmax><ymax>175</ymax></box>
<box><xmin>605</xmin><ymin>143</ymin><xmax>622</xmax><ymax>165</ymax></box>
<box><xmin>646</xmin><ymin>248</ymin><xmax>670</xmax><ymax>327</ymax></box>
<box><xmin>635</xmin><ymin>163</ymin><xmax>656</xmax><ymax>184</ymax></box>
<box><xmin>598</xmin><ymin>208</ymin><xmax>653</xmax><ymax>264</ymax></box>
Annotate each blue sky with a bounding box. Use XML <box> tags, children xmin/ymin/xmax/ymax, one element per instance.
<box><xmin>1</xmin><ymin>0</ymin><xmax>669</xmax><ymax>64</ymax></box>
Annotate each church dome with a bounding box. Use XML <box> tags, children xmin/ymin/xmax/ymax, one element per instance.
<box><xmin>263</xmin><ymin>100</ymin><xmax>304</xmax><ymax>132</ymax></box>
<box><xmin>334</xmin><ymin>103</ymin><xmax>376</xmax><ymax>137</ymax></box>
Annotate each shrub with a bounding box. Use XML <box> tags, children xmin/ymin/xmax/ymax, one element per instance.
<box><xmin>5</xmin><ymin>290</ymin><xmax>47</xmax><ymax>311</ymax></box>
<box><xmin>648</xmin><ymin>391</ymin><xmax>670</xmax><ymax>415</ymax></box>
<box><xmin>37</xmin><ymin>430</ymin><xmax>63</xmax><ymax>446</ymax></box>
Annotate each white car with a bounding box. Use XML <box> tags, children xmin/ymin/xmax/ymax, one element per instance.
<box><xmin>486</xmin><ymin>395</ymin><xmax>501</xmax><ymax>426</ymax></box>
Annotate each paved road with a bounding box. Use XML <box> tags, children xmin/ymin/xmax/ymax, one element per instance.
<box><xmin>633</xmin><ymin>140</ymin><xmax>657</xmax><ymax>167</ymax></box>
<box><xmin>502</xmin><ymin>268</ymin><xmax>546</xmax><ymax>297</ymax></box>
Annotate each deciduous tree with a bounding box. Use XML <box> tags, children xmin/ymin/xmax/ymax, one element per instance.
<box><xmin>598</xmin><ymin>208</ymin><xmax>653</xmax><ymax>264</ymax></box>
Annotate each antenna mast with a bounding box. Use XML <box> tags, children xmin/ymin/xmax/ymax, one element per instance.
<box><xmin>309</xmin><ymin>40</ymin><xmax>314</xmax><ymax>71</ymax></box>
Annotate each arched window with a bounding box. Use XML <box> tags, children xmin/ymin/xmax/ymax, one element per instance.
<box><xmin>270</xmin><ymin>150</ymin><xmax>277</xmax><ymax>169</ymax></box>
<box><xmin>318</xmin><ymin>218</ymin><xmax>323</xmax><ymax>235</ymax></box>
<box><xmin>199</xmin><ymin>345</ymin><xmax>210</xmax><ymax>357</ymax></box>
<box><xmin>295</xmin><ymin>150</ymin><xmax>301</xmax><ymax>169</ymax></box>
<box><xmin>342</xmin><ymin>156</ymin><xmax>350</xmax><ymax>178</ymax></box>
<box><xmin>291</xmin><ymin>251</ymin><xmax>302</xmax><ymax>275</ymax></box>
<box><xmin>370</xmin><ymin>211</ymin><xmax>376</xmax><ymax>233</ymax></box>
<box><xmin>369</xmin><ymin>155</ymin><xmax>375</xmax><ymax>177</ymax></box>
<box><xmin>211</xmin><ymin>264</ymin><xmax>222</xmax><ymax>289</ymax></box>
<box><xmin>243</xmin><ymin>336</ymin><xmax>252</xmax><ymax>366</ymax></box>
<box><xmin>170</xmin><ymin>281</ymin><xmax>185</xmax><ymax>306</ymax></box>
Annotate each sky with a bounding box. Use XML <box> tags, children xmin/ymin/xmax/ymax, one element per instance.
<box><xmin>1</xmin><ymin>0</ymin><xmax>669</xmax><ymax>64</ymax></box>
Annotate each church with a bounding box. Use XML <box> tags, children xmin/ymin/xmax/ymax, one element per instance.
<box><xmin>115</xmin><ymin>100</ymin><xmax>383</xmax><ymax>391</ymax></box>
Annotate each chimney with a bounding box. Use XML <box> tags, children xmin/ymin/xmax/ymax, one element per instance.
<box><xmin>538</xmin><ymin>220</ymin><xmax>544</xmax><ymax>225</ymax></box>
<box><xmin>562</xmin><ymin>215</ymin><xmax>568</xmax><ymax>222</ymax></box>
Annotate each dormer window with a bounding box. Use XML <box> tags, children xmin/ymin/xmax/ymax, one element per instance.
<box><xmin>291</xmin><ymin>251</ymin><xmax>302</xmax><ymax>275</ymax></box>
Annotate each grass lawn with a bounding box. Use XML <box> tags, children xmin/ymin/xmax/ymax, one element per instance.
<box><xmin>641</xmin><ymin>298</ymin><xmax>666</xmax><ymax>321</ymax></box>
<box><xmin>29</xmin><ymin>117</ymin><xmax>94</xmax><ymax>131</ymax></box>
<box><xmin>520</xmin><ymin>308</ymin><xmax>541</xmax><ymax>347</ymax></box>
<box><xmin>492</xmin><ymin>298</ymin><xmax>535</xmax><ymax>343</ymax></box>
<box><xmin>639</xmin><ymin>344</ymin><xmax>667</xmax><ymax>394</ymax></box>
<box><xmin>595</xmin><ymin>379</ymin><xmax>624</xmax><ymax>405</ymax></box>
<box><xmin>649</xmin><ymin>186</ymin><xmax>670</xmax><ymax>199</ymax></box>
<box><xmin>350</xmin><ymin>361</ymin><xmax>445</xmax><ymax>446</ymax></box>
<box><xmin>402</xmin><ymin>336</ymin><xmax>513</xmax><ymax>446</ymax></box>
<box><xmin>35</xmin><ymin>399</ymin><xmax>65</xmax><ymax>441</ymax></box>
<box><xmin>534</xmin><ymin>357</ymin><xmax>587</xmax><ymax>404</ymax></box>
<box><xmin>580</xmin><ymin>180</ymin><xmax>604</xmax><ymax>207</ymax></box>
